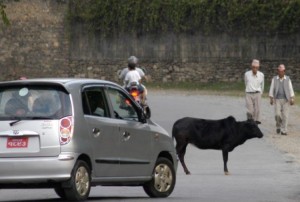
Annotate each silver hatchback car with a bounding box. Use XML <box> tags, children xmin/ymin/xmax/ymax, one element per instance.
<box><xmin>0</xmin><ymin>78</ymin><xmax>177</xmax><ymax>201</ymax></box>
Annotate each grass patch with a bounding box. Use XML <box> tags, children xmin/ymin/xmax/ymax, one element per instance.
<box><xmin>147</xmin><ymin>81</ymin><xmax>245</xmax><ymax>91</ymax></box>
<box><xmin>148</xmin><ymin>81</ymin><xmax>249</xmax><ymax>97</ymax></box>
<box><xmin>147</xmin><ymin>81</ymin><xmax>300</xmax><ymax>105</ymax></box>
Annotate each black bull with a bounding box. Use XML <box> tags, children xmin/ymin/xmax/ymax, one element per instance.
<box><xmin>172</xmin><ymin>116</ymin><xmax>264</xmax><ymax>175</ymax></box>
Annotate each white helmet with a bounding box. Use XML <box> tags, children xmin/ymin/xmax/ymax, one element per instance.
<box><xmin>128</xmin><ymin>56</ymin><xmax>138</xmax><ymax>68</ymax></box>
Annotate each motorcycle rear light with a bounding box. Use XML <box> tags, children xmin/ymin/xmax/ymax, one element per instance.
<box><xmin>59</xmin><ymin>116</ymin><xmax>73</xmax><ymax>145</ymax></box>
<box><xmin>131</xmin><ymin>91</ymin><xmax>139</xmax><ymax>97</ymax></box>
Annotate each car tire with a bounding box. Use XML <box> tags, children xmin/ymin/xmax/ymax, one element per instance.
<box><xmin>54</xmin><ymin>187</ymin><xmax>66</xmax><ymax>199</ymax></box>
<box><xmin>143</xmin><ymin>157</ymin><xmax>176</xmax><ymax>198</ymax></box>
<box><xmin>64</xmin><ymin>160</ymin><xmax>91</xmax><ymax>201</ymax></box>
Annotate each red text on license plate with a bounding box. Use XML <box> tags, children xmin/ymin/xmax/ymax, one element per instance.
<box><xmin>7</xmin><ymin>137</ymin><xmax>29</xmax><ymax>148</ymax></box>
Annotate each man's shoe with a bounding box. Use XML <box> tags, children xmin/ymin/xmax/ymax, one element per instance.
<box><xmin>281</xmin><ymin>132</ymin><xmax>287</xmax><ymax>136</ymax></box>
<box><xmin>276</xmin><ymin>128</ymin><xmax>281</xmax><ymax>134</ymax></box>
<box><xmin>255</xmin><ymin>121</ymin><xmax>261</xmax><ymax>124</ymax></box>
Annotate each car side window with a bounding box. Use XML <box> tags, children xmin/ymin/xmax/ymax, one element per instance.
<box><xmin>82</xmin><ymin>87</ymin><xmax>109</xmax><ymax>118</ymax></box>
<box><xmin>107</xmin><ymin>88</ymin><xmax>139</xmax><ymax>122</ymax></box>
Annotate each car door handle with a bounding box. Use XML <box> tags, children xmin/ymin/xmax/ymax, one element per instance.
<box><xmin>122</xmin><ymin>131</ymin><xmax>130</xmax><ymax>141</ymax></box>
<box><xmin>92</xmin><ymin>128</ymin><xmax>101</xmax><ymax>137</ymax></box>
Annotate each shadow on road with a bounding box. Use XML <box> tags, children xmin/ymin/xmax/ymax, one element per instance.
<box><xmin>4</xmin><ymin>196</ymin><xmax>150</xmax><ymax>202</ymax></box>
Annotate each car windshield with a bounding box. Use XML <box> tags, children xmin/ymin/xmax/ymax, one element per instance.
<box><xmin>0</xmin><ymin>86</ymin><xmax>72</xmax><ymax>120</ymax></box>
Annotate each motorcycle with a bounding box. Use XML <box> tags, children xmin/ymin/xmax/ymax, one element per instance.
<box><xmin>117</xmin><ymin>68</ymin><xmax>151</xmax><ymax>118</ymax></box>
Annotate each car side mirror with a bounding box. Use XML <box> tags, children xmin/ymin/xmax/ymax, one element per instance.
<box><xmin>139</xmin><ymin>106</ymin><xmax>151</xmax><ymax>123</ymax></box>
<box><xmin>143</xmin><ymin>105</ymin><xmax>151</xmax><ymax>119</ymax></box>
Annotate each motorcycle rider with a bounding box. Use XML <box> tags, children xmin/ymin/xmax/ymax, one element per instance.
<box><xmin>119</xmin><ymin>56</ymin><xmax>148</xmax><ymax>96</ymax></box>
<box><xmin>119</xmin><ymin>56</ymin><xmax>148</xmax><ymax>88</ymax></box>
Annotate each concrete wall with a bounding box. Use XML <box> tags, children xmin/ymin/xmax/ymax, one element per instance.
<box><xmin>1</xmin><ymin>0</ymin><xmax>300</xmax><ymax>87</ymax></box>
<box><xmin>70</xmin><ymin>23</ymin><xmax>300</xmax><ymax>84</ymax></box>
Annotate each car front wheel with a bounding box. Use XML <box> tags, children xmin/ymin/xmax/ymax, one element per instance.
<box><xmin>143</xmin><ymin>157</ymin><xmax>176</xmax><ymax>198</ymax></box>
<box><xmin>64</xmin><ymin>160</ymin><xmax>91</xmax><ymax>201</ymax></box>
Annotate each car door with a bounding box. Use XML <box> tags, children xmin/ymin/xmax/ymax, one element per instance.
<box><xmin>106</xmin><ymin>87</ymin><xmax>153</xmax><ymax>177</ymax></box>
<box><xmin>82</xmin><ymin>86</ymin><xmax>120</xmax><ymax>177</ymax></box>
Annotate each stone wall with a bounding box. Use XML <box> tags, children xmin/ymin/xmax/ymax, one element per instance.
<box><xmin>1</xmin><ymin>0</ymin><xmax>300</xmax><ymax>88</ymax></box>
<box><xmin>0</xmin><ymin>0</ymin><xmax>69</xmax><ymax>80</ymax></box>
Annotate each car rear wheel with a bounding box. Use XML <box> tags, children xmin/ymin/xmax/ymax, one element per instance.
<box><xmin>64</xmin><ymin>160</ymin><xmax>91</xmax><ymax>201</ymax></box>
<box><xmin>143</xmin><ymin>157</ymin><xmax>176</xmax><ymax>198</ymax></box>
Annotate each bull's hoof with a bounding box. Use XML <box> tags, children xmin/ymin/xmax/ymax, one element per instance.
<box><xmin>224</xmin><ymin>171</ymin><xmax>230</xmax><ymax>175</ymax></box>
<box><xmin>185</xmin><ymin>171</ymin><xmax>191</xmax><ymax>175</ymax></box>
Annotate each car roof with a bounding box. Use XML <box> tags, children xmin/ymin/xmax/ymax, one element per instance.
<box><xmin>0</xmin><ymin>78</ymin><xmax>118</xmax><ymax>85</ymax></box>
<box><xmin>0</xmin><ymin>78</ymin><xmax>121</xmax><ymax>91</ymax></box>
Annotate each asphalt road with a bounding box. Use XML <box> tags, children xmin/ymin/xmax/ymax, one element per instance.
<box><xmin>1</xmin><ymin>91</ymin><xmax>300</xmax><ymax>202</ymax></box>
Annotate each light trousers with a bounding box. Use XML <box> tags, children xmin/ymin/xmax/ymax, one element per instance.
<box><xmin>274</xmin><ymin>99</ymin><xmax>289</xmax><ymax>133</ymax></box>
<box><xmin>245</xmin><ymin>93</ymin><xmax>262</xmax><ymax>122</ymax></box>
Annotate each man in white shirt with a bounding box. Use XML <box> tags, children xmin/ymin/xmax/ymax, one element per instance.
<box><xmin>269</xmin><ymin>64</ymin><xmax>295</xmax><ymax>135</ymax></box>
<box><xmin>125</xmin><ymin>69</ymin><xmax>141</xmax><ymax>88</ymax></box>
<box><xmin>119</xmin><ymin>66</ymin><xmax>146</xmax><ymax>83</ymax></box>
<box><xmin>244</xmin><ymin>59</ymin><xmax>264</xmax><ymax>124</ymax></box>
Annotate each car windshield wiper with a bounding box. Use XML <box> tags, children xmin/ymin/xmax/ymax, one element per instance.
<box><xmin>9</xmin><ymin>117</ymin><xmax>22</xmax><ymax>126</ymax></box>
<box><xmin>9</xmin><ymin>116</ymin><xmax>54</xmax><ymax>126</ymax></box>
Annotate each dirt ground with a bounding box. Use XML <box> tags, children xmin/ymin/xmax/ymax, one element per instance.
<box><xmin>261</xmin><ymin>98</ymin><xmax>300</xmax><ymax>164</ymax></box>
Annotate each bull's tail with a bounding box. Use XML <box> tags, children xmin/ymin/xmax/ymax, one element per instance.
<box><xmin>171</xmin><ymin>124</ymin><xmax>177</xmax><ymax>145</ymax></box>
<box><xmin>172</xmin><ymin>118</ymin><xmax>186</xmax><ymax>146</ymax></box>
<box><xmin>172</xmin><ymin>120</ymin><xmax>182</xmax><ymax>148</ymax></box>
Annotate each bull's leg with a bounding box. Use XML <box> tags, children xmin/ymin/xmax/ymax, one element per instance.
<box><xmin>176</xmin><ymin>142</ymin><xmax>191</xmax><ymax>175</ymax></box>
<box><xmin>222</xmin><ymin>149</ymin><xmax>230</xmax><ymax>175</ymax></box>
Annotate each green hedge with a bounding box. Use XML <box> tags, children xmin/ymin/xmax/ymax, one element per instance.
<box><xmin>68</xmin><ymin>0</ymin><xmax>300</xmax><ymax>35</ymax></box>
